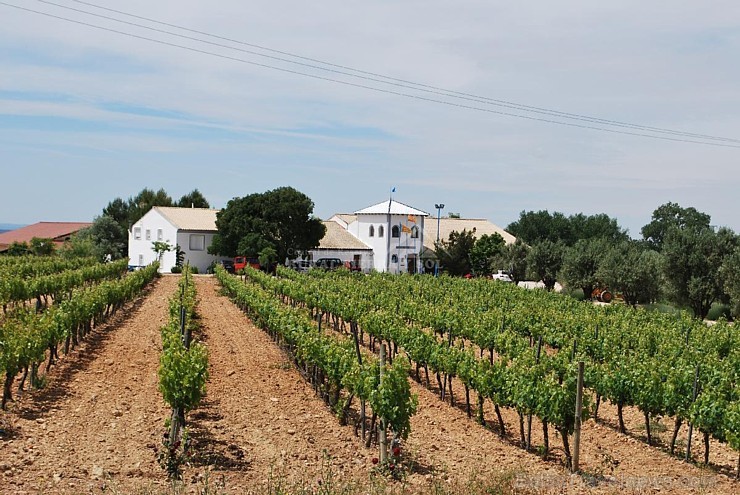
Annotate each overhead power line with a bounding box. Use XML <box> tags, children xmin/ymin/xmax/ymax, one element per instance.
<box><xmin>59</xmin><ymin>0</ymin><xmax>740</xmax><ymax>145</ymax></box>
<box><xmin>2</xmin><ymin>0</ymin><xmax>739</xmax><ymax>148</ymax></box>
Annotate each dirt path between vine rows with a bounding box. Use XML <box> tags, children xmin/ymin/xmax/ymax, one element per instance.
<box><xmin>0</xmin><ymin>275</ymin><xmax>177</xmax><ymax>494</ymax></box>
<box><xmin>2</xmin><ymin>274</ymin><xmax>737</xmax><ymax>494</ymax></box>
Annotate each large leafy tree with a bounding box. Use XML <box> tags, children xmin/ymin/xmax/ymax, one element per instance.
<box><xmin>507</xmin><ymin>210</ymin><xmax>626</xmax><ymax>246</ymax></box>
<box><xmin>527</xmin><ymin>239</ymin><xmax>565</xmax><ymax>291</ymax></box>
<box><xmin>507</xmin><ymin>210</ymin><xmax>573</xmax><ymax>245</ymax></box>
<box><xmin>176</xmin><ymin>189</ymin><xmax>210</xmax><ymax>209</ymax></box>
<box><xmin>662</xmin><ymin>226</ymin><xmax>737</xmax><ymax>319</ymax></box>
<box><xmin>641</xmin><ymin>202</ymin><xmax>711</xmax><ymax>251</ymax></box>
<box><xmin>60</xmin><ymin>215</ymin><xmax>128</xmax><ymax>261</ymax></box>
<box><xmin>720</xmin><ymin>247</ymin><xmax>740</xmax><ymax>318</ymax></box>
<box><xmin>209</xmin><ymin>186</ymin><xmax>325</xmax><ymax>262</ymax></box>
<box><xmin>598</xmin><ymin>240</ymin><xmax>662</xmax><ymax>306</ymax></box>
<box><xmin>469</xmin><ymin>233</ymin><xmax>505</xmax><ymax>276</ymax></box>
<box><xmin>493</xmin><ymin>239</ymin><xmax>529</xmax><ymax>285</ymax></box>
<box><xmin>560</xmin><ymin>238</ymin><xmax>609</xmax><ymax>298</ymax></box>
<box><xmin>434</xmin><ymin>229</ymin><xmax>477</xmax><ymax>276</ymax></box>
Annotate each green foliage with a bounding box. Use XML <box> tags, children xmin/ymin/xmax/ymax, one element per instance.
<box><xmin>598</xmin><ymin>240</ymin><xmax>662</xmax><ymax>306</ymax></box>
<box><xmin>176</xmin><ymin>188</ymin><xmax>210</xmax><ymax>209</ymax></box>
<box><xmin>29</xmin><ymin>237</ymin><xmax>55</xmax><ymax>256</ymax></box>
<box><xmin>434</xmin><ymin>229</ymin><xmax>477</xmax><ymax>276</ymax></box>
<box><xmin>641</xmin><ymin>202</ymin><xmax>712</xmax><ymax>251</ymax></box>
<box><xmin>662</xmin><ymin>226</ymin><xmax>737</xmax><ymax>318</ymax></box>
<box><xmin>258</xmin><ymin>245</ymin><xmax>278</xmax><ymax>268</ymax></box>
<box><xmin>507</xmin><ymin>210</ymin><xmax>626</xmax><ymax>246</ymax></box>
<box><xmin>719</xmin><ymin>247</ymin><xmax>740</xmax><ymax>318</ymax></box>
<box><xmin>70</xmin><ymin>215</ymin><xmax>128</xmax><ymax>261</ymax></box>
<box><xmin>152</xmin><ymin>240</ymin><xmax>174</xmax><ymax>264</ymax></box>
<box><xmin>560</xmin><ymin>238</ymin><xmax>609</xmax><ymax>297</ymax></box>
<box><xmin>492</xmin><ymin>239</ymin><xmax>529</xmax><ymax>285</ymax></box>
<box><xmin>469</xmin><ymin>233</ymin><xmax>505</xmax><ymax>276</ymax></box>
<box><xmin>209</xmin><ymin>186</ymin><xmax>325</xmax><ymax>260</ymax></box>
<box><xmin>6</xmin><ymin>241</ymin><xmax>30</xmax><ymax>256</ymax></box>
<box><xmin>526</xmin><ymin>240</ymin><xmax>564</xmax><ymax>290</ymax></box>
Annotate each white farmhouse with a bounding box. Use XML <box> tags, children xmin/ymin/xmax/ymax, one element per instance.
<box><xmin>128</xmin><ymin>207</ymin><xmax>225</xmax><ymax>273</ymax></box>
<box><xmin>321</xmin><ymin>199</ymin><xmax>516</xmax><ymax>274</ymax></box>
<box><xmin>327</xmin><ymin>200</ymin><xmax>429</xmax><ymax>273</ymax></box>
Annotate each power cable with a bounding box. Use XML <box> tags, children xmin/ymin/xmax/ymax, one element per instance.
<box><xmin>58</xmin><ymin>0</ymin><xmax>740</xmax><ymax>144</ymax></box>
<box><xmin>2</xmin><ymin>1</ymin><xmax>739</xmax><ymax>148</ymax></box>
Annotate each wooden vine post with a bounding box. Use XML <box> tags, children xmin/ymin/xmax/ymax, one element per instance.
<box><xmin>572</xmin><ymin>361</ymin><xmax>585</xmax><ymax>473</ymax></box>
<box><xmin>379</xmin><ymin>343</ymin><xmax>388</xmax><ymax>464</ymax></box>
<box><xmin>685</xmin><ymin>365</ymin><xmax>700</xmax><ymax>462</ymax></box>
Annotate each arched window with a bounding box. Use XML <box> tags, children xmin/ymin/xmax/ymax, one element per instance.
<box><xmin>378</xmin><ymin>225</ymin><xmax>384</xmax><ymax>237</ymax></box>
<box><xmin>411</xmin><ymin>226</ymin><xmax>419</xmax><ymax>239</ymax></box>
<box><xmin>391</xmin><ymin>225</ymin><xmax>400</xmax><ymax>238</ymax></box>
<box><xmin>369</xmin><ymin>225</ymin><xmax>375</xmax><ymax>237</ymax></box>
<box><xmin>391</xmin><ymin>254</ymin><xmax>398</xmax><ymax>263</ymax></box>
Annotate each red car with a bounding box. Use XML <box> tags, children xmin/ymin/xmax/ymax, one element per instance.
<box><xmin>234</xmin><ymin>256</ymin><xmax>260</xmax><ymax>272</ymax></box>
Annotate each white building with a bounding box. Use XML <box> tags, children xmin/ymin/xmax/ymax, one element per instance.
<box><xmin>326</xmin><ymin>200</ymin><xmax>429</xmax><ymax>274</ymax></box>
<box><xmin>128</xmin><ymin>207</ymin><xmax>225</xmax><ymax>273</ymax></box>
<box><xmin>305</xmin><ymin>221</ymin><xmax>374</xmax><ymax>270</ymax></box>
<box><xmin>323</xmin><ymin>199</ymin><xmax>516</xmax><ymax>274</ymax></box>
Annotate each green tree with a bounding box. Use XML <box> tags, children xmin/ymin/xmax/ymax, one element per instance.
<box><xmin>469</xmin><ymin>233</ymin><xmax>505</xmax><ymax>276</ymax></box>
<box><xmin>719</xmin><ymin>247</ymin><xmax>740</xmax><ymax>318</ymax></box>
<box><xmin>176</xmin><ymin>189</ymin><xmax>210</xmax><ymax>209</ymax></box>
<box><xmin>598</xmin><ymin>240</ymin><xmax>662</xmax><ymax>306</ymax></box>
<box><xmin>493</xmin><ymin>239</ymin><xmax>529</xmax><ymax>285</ymax></box>
<box><xmin>527</xmin><ymin>240</ymin><xmax>565</xmax><ymax>290</ymax></box>
<box><xmin>507</xmin><ymin>210</ymin><xmax>626</xmax><ymax>246</ymax></box>
<box><xmin>641</xmin><ymin>202</ymin><xmax>711</xmax><ymax>251</ymax></box>
<box><xmin>662</xmin><ymin>226</ymin><xmax>737</xmax><ymax>318</ymax></box>
<box><xmin>152</xmin><ymin>241</ymin><xmax>173</xmax><ymax>264</ymax></box>
<box><xmin>79</xmin><ymin>215</ymin><xmax>128</xmax><ymax>260</ymax></box>
<box><xmin>560</xmin><ymin>238</ymin><xmax>609</xmax><ymax>298</ymax></box>
<box><xmin>29</xmin><ymin>237</ymin><xmax>55</xmax><ymax>256</ymax></box>
<box><xmin>434</xmin><ymin>229</ymin><xmax>477</xmax><ymax>276</ymax></box>
<box><xmin>507</xmin><ymin>210</ymin><xmax>573</xmax><ymax>245</ymax></box>
<box><xmin>6</xmin><ymin>241</ymin><xmax>29</xmax><ymax>256</ymax></box>
<box><xmin>209</xmin><ymin>186</ymin><xmax>325</xmax><ymax>261</ymax></box>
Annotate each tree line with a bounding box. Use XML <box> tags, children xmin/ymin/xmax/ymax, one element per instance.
<box><xmin>436</xmin><ymin>202</ymin><xmax>740</xmax><ymax>320</ymax></box>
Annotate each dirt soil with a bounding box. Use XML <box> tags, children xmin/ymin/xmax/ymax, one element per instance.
<box><xmin>0</xmin><ymin>274</ymin><xmax>737</xmax><ymax>494</ymax></box>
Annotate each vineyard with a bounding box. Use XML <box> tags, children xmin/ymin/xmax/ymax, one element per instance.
<box><xmin>230</xmin><ymin>266</ymin><xmax>740</xmax><ymax>478</ymax></box>
<box><xmin>0</xmin><ymin>261</ymin><xmax>738</xmax><ymax>494</ymax></box>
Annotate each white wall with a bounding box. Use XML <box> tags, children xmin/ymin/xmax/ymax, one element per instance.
<box><xmin>128</xmin><ymin>210</ymin><xmax>178</xmax><ymax>271</ymax></box>
<box><xmin>353</xmin><ymin>214</ymin><xmax>424</xmax><ymax>273</ymax></box>
<box><xmin>176</xmin><ymin>231</ymin><xmax>225</xmax><ymax>273</ymax></box>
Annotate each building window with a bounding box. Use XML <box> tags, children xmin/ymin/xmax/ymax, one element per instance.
<box><xmin>369</xmin><ymin>225</ymin><xmax>375</xmax><ymax>237</ymax></box>
<box><xmin>391</xmin><ymin>254</ymin><xmax>398</xmax><ymax>263</ymax></box>
<box><xmin>391</xmin><ymin>225</ymin><xmax>400</xmax><ymax>238</ymax></box>
<box><xmin>138</xmin><ymin>254</ymin><xmax>144</xmax><ymax>266</ymax></box>
<box><xmin>411</xmin><ymin>226</ymin><xmax>419</xmax><ymax>239</ymax></box>
<box><xmin>378</xmin><ymin>225</ymin><xmax>384</xmax><ymax>237</ymax></box>
<box><xmin>189</xmin><ymin>234</ymin><xmax>206</xmax><ymax>251</ymax></box>
<box><xmin>157</xmin><ymin>229</ymin><xmax>163</xmax><ymax>241</ymax></box>
<box><xmin>134</xmin><ymin>227</ymin><xmax>141</xmax><ymax>240</ymax></box>
<box><xmin>145</xmin><ymin>229</ymin><xmax>151</xmax><ymax>240</ymax></box>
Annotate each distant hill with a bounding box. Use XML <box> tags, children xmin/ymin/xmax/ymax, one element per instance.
<box><xmin>0</xmin><ymin>223</ymin><xmax>25</xmax><ymax>233</ymax></box>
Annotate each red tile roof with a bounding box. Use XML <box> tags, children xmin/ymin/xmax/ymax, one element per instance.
<box><xmin>0</xmin><ymin>222</ymin><xmax>92</xmax><ymax>251</ymax></box>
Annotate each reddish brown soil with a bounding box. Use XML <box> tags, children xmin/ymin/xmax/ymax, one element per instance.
<box><xmin>0</xmin><ymin>274</ymin><xmax>737</xmax><ymax>494</ymax></box>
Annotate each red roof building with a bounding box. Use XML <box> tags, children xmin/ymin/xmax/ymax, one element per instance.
<box><xmin>0</xmin><ymin>222</ymin><xmax>92</xmax><ymax>252</ymax></box>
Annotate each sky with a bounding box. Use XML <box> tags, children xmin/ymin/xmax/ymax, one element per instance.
<box><xmin>1</xmin><ymin>1</ymin><xmax>739</xmax><ymax>238</ymax></box>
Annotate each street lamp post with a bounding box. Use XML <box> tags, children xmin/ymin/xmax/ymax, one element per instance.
<box><xmin>434</xmin><ymin>203</ymin><xmax>444</xmax><ymax>276</ymax></box>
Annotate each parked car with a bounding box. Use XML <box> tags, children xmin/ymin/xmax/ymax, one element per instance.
<box><xmin>234</xmin><ymin>256</ymin><xmax>260</xmax><ymax>272</ymax></box>
<box><xmin>491</xmin><ymin>270</ymin><xmax>513</xmax><ymax>283</ymax></box>
<box><xmin>314</xmin><ymin>258</ymin><xmax>344</xmax><ymax>270</ymax></box>
<box><xmin>292</xmin><ymin>260</ymin><xmax>313</xmax><ymax>272</ymax></box>
<box><xmin>220</xmin><ymin>259</ymin><xmax>235</xmax><ymax>273</ymax></box>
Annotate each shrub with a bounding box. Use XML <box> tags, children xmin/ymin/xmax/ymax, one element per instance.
<box><xmin>170</xmin><ymin>266</ymin><xmax>182</xmax><ymax>274</ymax></box>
